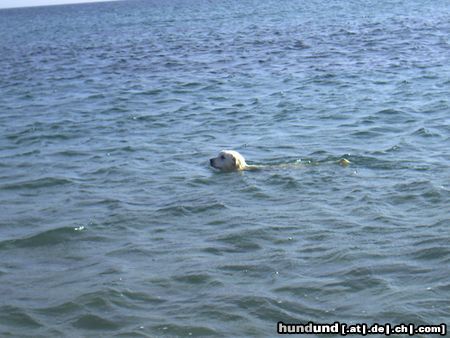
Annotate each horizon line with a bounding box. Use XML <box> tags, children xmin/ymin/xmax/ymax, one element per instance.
<box><xmin>0</xmin><ymin>0</ymin><xmax>121</xmax><ymax>10</ymax></box>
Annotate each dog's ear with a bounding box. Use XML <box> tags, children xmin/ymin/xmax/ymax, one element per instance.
<box><xmin>232</xmin><ymin>155</ymin><xmax>237</xmax><ymax>166</ymax></box>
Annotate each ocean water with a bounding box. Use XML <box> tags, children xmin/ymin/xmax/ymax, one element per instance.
<box><xmin>0</xmin><ymin>0</ymin><xmax>449</xmax><ymax>336</ymax></box>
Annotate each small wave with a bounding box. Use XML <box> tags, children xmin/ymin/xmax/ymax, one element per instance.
<box><xmin>410</xmin><ymin>246</ymin><xmax>450</xmax><ymax>261</ymax></box>
<box><xmin>291</xmin><ymin>40</ymin><xmax>310</xmax><ymax>49</ymax></box>
<box><xmin>187</xmin><ymin>176</ymin><xmax>213</xmax><ymax>187</ymax></box>
<box><xmin>351</xmin><ymin>129</ymin><xmax>384</xmax><ymax>138</ymax></box>
<box><xmin>0</xmin><ymin>177</ymin><xmax>72</xmax><ymax>190</ymax></box>
<box><xmin>392</xmin><ymin>180</ymin><xmax>441</xmax><ymax>202</ymax></box>
<box><xmin>135</xmin><ymin>88</ymin><xmax>163</xmax><ymax>96</ymax></box>
<box><xmin>87</xmin><ymin>93</ymin><xmax>106</xmax><ymax>100</ymax></box>
<box><xmin>376</xmin><ymin>108</ymin><xmax>405</xmax><ymax>115</ymax></box>
<box><xmin>266</xmin><ymin>174</ymin><xmax>300</xmax><ymax>189</ymax></box>
<box><xmin>8</xmin><ymin>132</ymin><xmax>72</xmax><ymax>145</ymax></box>
<box><xmin>173</xmin><ymin>273</ymin><xmax>215</xmax><ymax>285</ymax></box>
<box><xmin>178</xmin><ymin>81</ymin><xmax>202</xmax><ymax>88</ymax></box>
<box><xmin>215</xmin><ymin>233</ymin><xmax>262</xmax><ymax>252</ymax></box>
<box><xmin>72</xmin><ymin>314</ymin><xmax>119</xmax><ymax>330</ymax></box>
<box><xmin>156</xmin><ymin>202</ymin><xmax>227</xmax><ymax>216</ymax></box>
<box><xmin>411</xmin><ymin>127</ymin><xmax>441</xmax><ymax>138</ymax></box>
<box><xmin>334</xmin><ymin>266</ymin><xmax>389</xmax><ymax>290</ymax></box>
<box><xmin>151</xmin><ymin>323</ymin><xmax>218</xmax><ymax>336</ymax></box>
<box><xmin>87</xmin><ymin>166</ymin><xmax>124</xmax><ymax>176</ymax></box>
<box><xmin>119</xmin><ymin>290</ymin><xmax>166</xmax><ymax>305</ymax></box>
<box><xmin>51</xmin><ymin>149</ymin><xmax>90</xmax><ymax>157</ymax></box>
<box><xmin>239</xmin><ymin>184</ymin><xmax>271</xmax><ymax>199</ymax></box>
<box><xmin>0</xmin><ymin>305</ymin><xmax>43</xmax><ymax>329</ymax></box>
<box><xmin>0</xmin><ymin>226</ymin><xmax>83</xmax><ymax>249</ymax></box>
<box><xmin>218</xmin><ymin>264</ymin><xmax>273</xmax><ymax>278</ymax></box>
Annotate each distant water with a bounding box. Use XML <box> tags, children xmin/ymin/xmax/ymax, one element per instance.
<box><xmin>0</xmin><ymin>0</ymin><xmax>449</xmax><ymax>336</ymax></box>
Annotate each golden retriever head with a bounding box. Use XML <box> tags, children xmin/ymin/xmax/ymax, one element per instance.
<box><xmin>210</xmin><ymin>150</ymin><xmax>247</xmax><ymax>171</ymax></box>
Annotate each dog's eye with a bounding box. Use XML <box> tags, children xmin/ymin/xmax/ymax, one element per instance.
<box><xmin>220</xmin><ymin>155</ymin><xmax>225</xmax><ymax>160</ymax></box>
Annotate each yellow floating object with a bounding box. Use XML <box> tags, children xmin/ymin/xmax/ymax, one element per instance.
<box><xmin>339</xmin><ymin>158</ymin><xmax>351</xmax><ymax>167</ymax></box>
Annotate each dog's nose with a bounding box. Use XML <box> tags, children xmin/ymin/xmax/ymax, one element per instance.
<box><xmin>209</xmin><ymin>159</ymin><xmax>214</xmax><ymax>166</ymax></box>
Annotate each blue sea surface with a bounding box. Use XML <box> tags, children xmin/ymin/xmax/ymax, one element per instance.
<box><xmin>0</xmin><ymin>0</ymin><xmax>449</xmax><ymax>336</ymax></box>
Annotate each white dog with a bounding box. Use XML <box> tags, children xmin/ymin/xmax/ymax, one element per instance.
<box><xmin>209</xmin><ymin>150</ymin><xmax>350</xmax><ymax>172</ymax></box>
<box><xmin>209</xmin><ymin>150</ymin><xmax>255</xmax><ymax>171</ymax></box>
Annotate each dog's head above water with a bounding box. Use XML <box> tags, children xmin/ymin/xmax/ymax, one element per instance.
<box><xmin>210</xmin><ymin>150</ymin><xmax>248</xmax><ymax>171</ymax></box>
